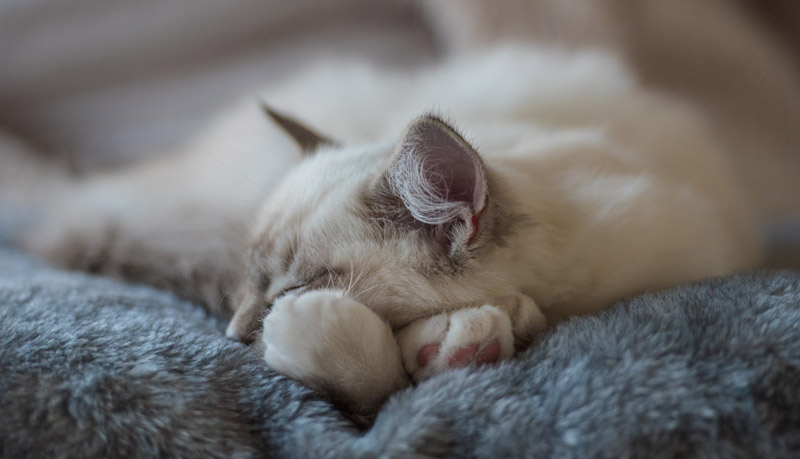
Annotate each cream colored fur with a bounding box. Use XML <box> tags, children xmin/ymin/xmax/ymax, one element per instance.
<box><xmin>4</xmin><ymin>46</ymin><xmax>760</xmax><ymax>413</ymax></box>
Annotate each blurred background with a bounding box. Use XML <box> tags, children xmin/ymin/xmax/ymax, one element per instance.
<box><xmin>1</xmin><ymin>0</ymin><xmax>799</xmax><ymax>262</ymax></box>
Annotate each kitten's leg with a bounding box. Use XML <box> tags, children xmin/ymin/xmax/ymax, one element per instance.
<box><xmin>22</xmin><ymin>204</ymin><xmax>248</xmax><ymax>314</ymax></box>
<box><xmin>260</xmin><ymin>289</ymin><xmax>409</xmax><ymax>414</ymax></box>
<box><xmin>396</xmin><ymin>293</ymin><xmax>546</xmax><ymax>382</ymax></box>
<box><xmin>5</xmin><ymin>101</ymin><xmax>299</xmax><ymax>315</ymax></box>
<box><xmin>1</xmin><ymin>135</ymin><xmax>250</xmax><ymax>314</ymax></box>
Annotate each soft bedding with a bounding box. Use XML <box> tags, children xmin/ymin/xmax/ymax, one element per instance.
<box><xmin>2</xmin><ymin>241</ymin><xmax>800</xmax><ymax>458</ymax></box>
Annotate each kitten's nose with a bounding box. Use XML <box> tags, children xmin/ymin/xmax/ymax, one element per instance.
<box><xmin>226</xmin><ymin>301</ymin><xmax>267</xmax><ymax>344</ymax></box>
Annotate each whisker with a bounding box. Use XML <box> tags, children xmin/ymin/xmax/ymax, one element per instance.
<box><xmin>211</xmin><ymin>154</ymin><xmax>269</xmax><ymax>194</ymax></box>
<box><xmin>345</xmin><ymin>259</ymin><xmax>356</xmax><ymax>297</ymax></box>
<box><xmin>217</xmin><ymin>269</ymin><xmax>248</xmax><ymax>310</ymax></box>
<box><xmin>348</xmin><ymin>264</ymin><xmax>369</xmax><ymax>298</ymax></box>
<box><xmin>352</xmin><ymin>281</ymin><xmax>394</xmax><ymax>300</ymax></box>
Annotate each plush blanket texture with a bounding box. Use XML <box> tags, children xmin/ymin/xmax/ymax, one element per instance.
<box><xmin>2</xmin><ymin>242</ymin><xmax>800</xmax><ymax>458</ymax></box>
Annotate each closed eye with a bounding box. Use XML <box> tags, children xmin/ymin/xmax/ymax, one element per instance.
<box><xmin>275</xmin><ymin>283</ymin><xmax>306</xmax><ymax>299</ymax></box>
<box><xmin>274</xmin><ymin>270</ymin><xmax>328</xmax><ymax>299</ymax></box>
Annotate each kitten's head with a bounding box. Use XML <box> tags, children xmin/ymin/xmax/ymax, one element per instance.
<box><xmin>227</xmin><ymin>108</ymin><xmax>523</xmax><ymax>343</ymax></box>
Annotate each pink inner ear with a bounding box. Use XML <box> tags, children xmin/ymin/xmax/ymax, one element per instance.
<box><xmin>389</xmin><ymin>116</ymin><xmax>489</xmax><ymax>247</ymax></box>
<box><xmin>412</xmin><ymin>120</ymin><xmax>486</xmax><ymax>214</ymax></box>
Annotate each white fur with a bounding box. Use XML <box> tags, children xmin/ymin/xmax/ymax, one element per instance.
<box><xmin>261</xmin><ymin>290</ymin><xmax>407</xmax><ymax>414</ymax></box>
<box><xmin>390</xmin><ymin>149</ymin><xmax>467</xmax><ymax>225</ymax></box>
<box><xmin>250</xmin><ymin>47</ymin><xmax>758</xmax><ymax>322</ymax></box>
<box><xmin>6</xmin><ymin>46</ymin><xmax>761</xmax><ymax>409</ymax></box>
<box><xmin>396</xmin><ymin>305</ymin><xmax>514</xmax><ymax>382</ymax></box>
<box><xmin>244</xmin><ymin>47</ymin><xmax>759</xmax><ymax>402</ymax></box>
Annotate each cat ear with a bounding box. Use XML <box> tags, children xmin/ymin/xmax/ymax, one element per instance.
<box><xmin>260</xmin><ymin>102</ymin><xmax>337</xmax><ymax>154</ymax></box>
<box><xmin>386</xmin><ymin>115</ymin><xmax>488</xmax><ymax>249</ymax></box>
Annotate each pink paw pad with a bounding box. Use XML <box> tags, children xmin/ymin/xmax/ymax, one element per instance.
<box><xmin>416</xmin><ymin>339</ymin><xmax>501</xmax><ymax>368</ymax></box>
<box><xmin>416</xmin><ymin>343</ymin><xmax>440</xmax><ymax>367</ymax></box>
<box><xmin>447</xmin><ymin>339</ymin><xmax>501</xmax><ymax>368</ymax></box>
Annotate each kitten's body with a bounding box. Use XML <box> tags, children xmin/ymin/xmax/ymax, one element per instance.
<box><xmin>4</xmin><ymin>47</ymin><xmax>759</xmax><ymax>413</ymax></box>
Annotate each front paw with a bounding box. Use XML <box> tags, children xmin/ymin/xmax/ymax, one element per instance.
<box><xmin>495</xmin><ymin>292</ymin><xmax>547</xmax><ymax>349</ymax></box>
<box><xmin>261</xmin><ymin>290</ymin><xmax>409</xmax><ymax>414</ymax></box>
<box><xmin>395</xmin><ymin>305</ymin><xmax>516</xmax><ymax>382</ymax></box>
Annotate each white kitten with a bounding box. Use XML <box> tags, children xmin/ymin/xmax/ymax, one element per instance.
<box><xmin>4</xmin><ymin>47</ymin><xmax>760</xmax><ymax>414</ymax></box>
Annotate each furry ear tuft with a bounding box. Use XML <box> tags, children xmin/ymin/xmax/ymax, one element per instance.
<box><xmin>386</xmin><ymin>115</ymin><xmax>488</xmax><ymax>249</ymax></box>
<box><xmin>260</xmin><ymin>102</ymin><xmax>336</xmax><ymax>154</ymax></box>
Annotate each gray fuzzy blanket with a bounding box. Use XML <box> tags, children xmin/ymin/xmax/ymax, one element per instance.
<box><xmin>2</xmin><ymin>243</ymin><xmax>800</xmax><ymax>458</ymax></box>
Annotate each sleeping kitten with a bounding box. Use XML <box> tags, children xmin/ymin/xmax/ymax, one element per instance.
<box><xmin>3</xmin><ymin>47</ymin><xmax>760</xmax><ymax>414</ymax></box>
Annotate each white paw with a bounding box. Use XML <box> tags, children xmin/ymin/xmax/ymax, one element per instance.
<box><xmin>395</xmin><ymin>294</ymin><xmax>546</xmax><ymax>382</ymax></box>
<box><xmin>261</xmin><ymin>290</ymin><xmax>408</xmax><ymax>414</ymax></box>
<box><xmin>395</xmin><ymin>305</ymin><xmax>514</xmax><ymax>382</ymax></box>
<box><xmin>494</xmin><ymin>292</ymin><xmax>547</xmax><ymax>347</ymax></box>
